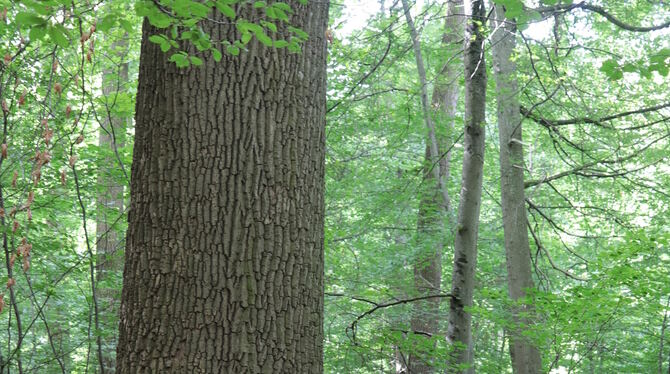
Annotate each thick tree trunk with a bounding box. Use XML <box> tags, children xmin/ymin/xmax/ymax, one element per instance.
<box><xmin>490</xmin><ymin>5</ymin><xmax>542</xmax><ymax>373</ymax></box>
<box><xmin>96</xmin><ymin>37</ymin><xmax>128</xmax><ymax>373</ymax></box>
<box><xmin>446</xmin><ymin>0</ymin><xmax>487</xmax><ymax>372</ymax></box>
<box><xmin>116</xmin><ymin>2</ymin><xmax>329</xmax><ymax>372</ymax></box>
<box><xmin>402</xmin><ymin>1</ymin><xmax>463</xmax><ymax>373</ymax></box>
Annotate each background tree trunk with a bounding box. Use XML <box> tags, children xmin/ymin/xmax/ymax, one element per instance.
<box><xmin>116</xmin><ymin>2</ymin><xmax>329</xmax><ymax>372</ymax></box>
<box><xmin>403</xmin><ymin>1</ymin><xmax>463</xmax><ymax>372</ymax></box>
<box><xmin>447</xmin><ymin>0</ymin><xmax>487</xmax><ymax>372</ymax></box>
<box><xmin>490</xmin><ymin>4</ymin><xmax>543</xmax><ymax>373</ymax></box>
<box><xmin>96</xmin><ymin>36</ymin><xmax>129</xmax><ymax>373</ymax></box>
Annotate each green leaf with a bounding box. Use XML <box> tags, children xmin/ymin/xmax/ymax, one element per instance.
<box><xmin>272</xmin><ymin>2</ymin><xmax>293</xmax><ymax>12</ymax></box>
<box><xmin>273</xmin><ymin>40</ymin><xmax>289</xmax><ymax>48</ymax></box>
<box><xmin>98</xmin><ymin>14</ymin><xmax>116</xmax><ymax>32</ymax></box>
<box><xmin>215</xmin><ymin>1</ymin><xmax>236</xmax><ymax>18</ymax></box>
<box><xmin>609</xmin><ymin>69</ymin><xmax>623</xmax><ymax>81</ymax></box>
<box><xmin>287</xmin><ymin>40</ymin><xmax>301</xmax><ymax>53</ymax></box>
<box><xmin>517</xmin><ymin>9</ymin><xmax>541</xmax><ymax>30</ymax></box>
<box><xmin>146</xmin><ymin>9</ymin><xmax>172</xmax><ymax>28</ymax></box>
<box><xmin>600</xmin><ymin>59</ymin><xmax>618</xmax><ymax>72</ymax></box>
<box><xmin>189</xmin><ymin>2</ymin><xmax>212</xmax><ymax>18</ymax></box>
<box><xmin>149</xmin><ymin>34</ymin><xmax>172</xmax><ymax>52</ymax></box>
<box><xmin>211</xmin><ymin>48</ymin><xmax>222</xmax><ymax>62</ymax></box>
<box><xmin>29</xmin><ymin>25</ymin><xmax>47</xmax><ymax>41</ymax></box>
<box><xmin>253</xmin><ymin>1</ymin><xmax>267</xmax><ymax>8</ymax></box>
<box><xmin>148</xmin><ymin>35</ymin><xmax>164</xmax><ymax>44</ymax></box>
<box><xmin>261</xmin><ymin>20</ymin><xmax>277</xmax><ymax>33</ymax></box>
<box><xmin>638</xmin><ymin>67</ymin><xmax>652</xmax><ymax>79</ymax></box>
<box><xmin>195</xmin><ymin>39</ymin><xmax>211</xmax><ymax>51</ymax></box>
<box><xmin>226</xmin><ymin>44</ymin><xmax>240</xmax><ymax>55</ymax></box>
<box><xmin>25</xmin><ymin>0</ymin><xmax>52</xmax><ymax>16</ymax></box>
<box><xmin>16</xmin><ymin>12</ymin><xmax>47</xmax><ymax>27</ymax></box>
<box><xmin>267</xmin><ymin>7</ymin><xmax>288</xmax><ymax>21</ymax></box>
<box><xmin>494</xmin><ymin>0</ymin><xmax>524</xmax><ymax>18</ymax></box>
<box><xmin>600</xmin><ymin>59</ymin><xmax>622</xmax><ymax>80</ymax></box>
<box><xmin>241</xmin><ymin>31</ymin><xmax>252</xmax><ymax>44</ymax></box>
<box><xmin>48</xmin><ymin>25</ymin><xmax>70</xmax><ymax>48</ymax></box>
<box><xmin>288</xmin><ymin>26</ymin><xmax>308</xmax><ymax>40</ymax></box>
<box><xmin>254</xmin><ymin>29</ymin><xmax>273</xmax><ymax>46</ymax></box>
<box><xmin>120</xmin><ymin>19</ymin><xmax>134</xmax><ymax>33</ymax></box>
<box><xmin>650</xmin><ymin>48</ymin><xmax>670</xmax><ymax>64</ymax></box>
<box><xmin>169</xmin><ymin>52</ymin><xmax>190</xmax><ymax>67</ymax></box>
<box><xmin>190</xmin><ymin>56</ymin><xmax>203</xmax><ymax>66</ymax></box>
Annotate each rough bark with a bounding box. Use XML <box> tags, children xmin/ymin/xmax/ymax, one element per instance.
<box><xmin>116</xmin><ymin>2</ymin><xmax>329</xmax><ymax>373</ymax></box>
<box><xmin>446</xmin><ymin>0</ymin><xmax>487</xmax><ymax>372</ymax></box>
<box><xmin>96</xmin><ymin>36</ymin><xmax>129</xmax><ymax>373</ymax></box>
<box><xmin>402</xmin><ymin>1</ymin><xmax>463</xmax><ymax>373</ymax></box>
<box><xmin>490</xmin><ymin>4</ymin><xmax>542</xmax><ymax>373</ymax></box>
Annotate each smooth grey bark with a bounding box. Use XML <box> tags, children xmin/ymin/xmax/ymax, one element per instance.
<box><xmin>392</xmin><ymin>172</ymin><xmax>411</xmax><ymax>374</ymax></box>
<box><xmin>401</xmin><ymin>2</ymin><xmax>443</xmax><ymax>371</ymax></box>
<box><xmin>401</xmin><ymin>1</ymin><xmax>463</xmax><ymax>373</ymax></box>
<box><xmin>660</xmin><ymin>297</ymin><xmax>670</xmax><ymax>374</ymax></box>
<box><xmin>96</xmin><ymin>37</ymin><xmax>128</xmax><ymax>373</ymax></box>
<box><xmin>490</xmin><ymin>4</ymin><xmax>542</xmax><ymax>373</ymax></box>
<box><xmin>401</xmin><ymin>0</ymin><xmax>451</xmax><ymax>209</ymax></box>
<box><xmin>116</xmin><ymin>2</ymin><xmax>329</xmax><ymax>373</ymax></box>
<box><xmin>446</xmin><ymin>0</ymin><xmax>487</xmax><ymax>372</ymax></box>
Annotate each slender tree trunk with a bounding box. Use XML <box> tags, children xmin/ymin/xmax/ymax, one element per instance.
<box><xmin>446</xmin><ymin>0</ymin><xmax>487</xmax><ymax>372</ymax></box>
<box><xmin>0</xmin><ymin>187</ymin><xmax>23</xmax><ymax>374</ymax></box>
<box><xmin>660</xmin><ymin>297</ymin><xmax>670</xmax><ymax>374</ymax></box>
<box><xmin>96</xmin><ymin>36</ymin><xmax>129</xmax><ymax>373</ymax></box>
<box><xmin>392</xmin><ymin>171</ymin><xmax>410</xmax><ymax>374</ymax></box>
<box><xmin>490</xmin><ymin>4</ymin><xmax>542</xmax><ymax>373</ymax></box>
<box><xmin>115</xmin><ymin>2</ymin><xmax>329</xmax><ymax>372</ymax></box>
<box><xmin>401</xmin><ymin>1</ymin><xmax>463</xmax><ymax>373</ymax></box>
<box><xmin>401</xmin><ymin>0</ymin><xmax>451</xmax><ymax>208</ymax></box>
<box><xmin>399</xmin><ymin>4</ymin><xmax>444</xmax><ymax>371</ymax></box>
<box><xmin>48</xmin><ymin>302</ymin><xmax>71</xmax><ymax>372</ymax></box>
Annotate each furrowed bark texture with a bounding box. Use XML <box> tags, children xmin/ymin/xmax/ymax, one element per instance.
<box><xmin>490</xmin><ymin>5</ymin><xmax>542</xmax><ymax>373</ymax></box>
<box><xmin>447</xmin><ymin>0</ymin><xmax>487</xmax><ymax>372</ymax></box>
<box><xmin>404</xmin><ymin>1</ymin><xmax>463</xmax><ymax>373</ymax></box>
<box><xmin>116</xmin><ymin>2</ymin><xmax>329</xmax><ymax>373</ymax></box>
<box><xmin>97</xmin><ymin>37</ymin><xmax>128</xmax><ymax>373</ymax></box>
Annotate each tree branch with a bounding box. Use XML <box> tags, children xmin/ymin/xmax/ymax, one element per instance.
<box><xmin>333</xmin><ymin>293</ymin><xmax>452</xmax><ymax>344</ymax></box>
<box><xmin>521</xmin><ymin>102</ymin><xmax>670</xmax><ymax>129</ymax></box>
<box><xmin>535</xmin><ymin>2</ymin><xmax>670</xmax><ymax>32</ymax></box>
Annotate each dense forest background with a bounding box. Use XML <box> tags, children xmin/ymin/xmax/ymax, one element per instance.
<box><xmin>0</xmin><ymin>0</ymin><xmax>668</xmax><ymax>373</ymax></box>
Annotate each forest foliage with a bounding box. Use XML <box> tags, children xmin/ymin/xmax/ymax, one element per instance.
<box><xmin>0</xmin><ymin>0</ymin><xmax>669</xmax><ymax>372</ymax></box>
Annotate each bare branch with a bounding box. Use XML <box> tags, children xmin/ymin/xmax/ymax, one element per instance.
<box><xmin>535</xmin><ymin>2</ymin><xmax>670</xmax><ymax>32</ymax></box>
